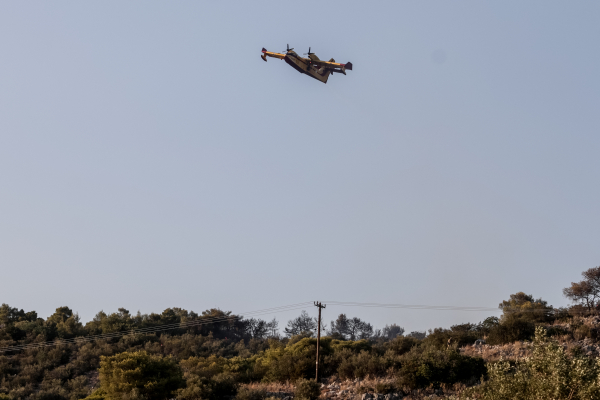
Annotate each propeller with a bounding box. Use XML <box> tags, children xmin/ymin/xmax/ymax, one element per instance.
<box><xmin>283</xmin><ymin>44</ymin><xmax>294</xmax><ymax>53</ymax></box>
<box><xmin>303</xmin><ymin>47</ymin><xmax>314</xmax><ymax>56</ymax></box>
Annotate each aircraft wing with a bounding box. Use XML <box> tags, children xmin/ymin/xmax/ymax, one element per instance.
<box><xmin>310</xmin><ymin>60</ymin><xmax>353</xmax><ymax>71</ymax></box>
<box><xmin>261</xmin><ymin>48</ymin><xmax>285</xmax><ymax>61</ymax></box>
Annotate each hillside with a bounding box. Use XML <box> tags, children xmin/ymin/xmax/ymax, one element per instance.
<box><xmin>2</xmin><ymin>266</ymin><xmax>600</xmax><ymax>400</ymax></box>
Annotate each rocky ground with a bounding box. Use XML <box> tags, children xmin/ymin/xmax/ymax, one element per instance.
<box><xmin>460</xmin><ymin>315</ymin><xmax>600</xmax><ymax>362</ymax></box>
<box><xmin>460</xmin><ymin>340</ymin><xmax>533</xmax><ymax>362</ymax></box>
<box><xmin>244</xmin><ymin>378</ymin><xmax>467</xmax><ymax>399</ymax></box>
<box><xmin>238</xmin><ymin>317</ymin><xmax>600</xmax><ymax>399</ymax></box>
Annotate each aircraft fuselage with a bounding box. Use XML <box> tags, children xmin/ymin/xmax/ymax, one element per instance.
<box><xmin>284</xmin><ymin>52</ymin><xmax>329</xmax><ymax>84</ymax></box>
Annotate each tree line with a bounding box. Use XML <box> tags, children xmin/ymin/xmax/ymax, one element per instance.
<box><xmin>1</xmin><ymin>265</ymin><xmax>599</xmax><ymax>400</ymax></box>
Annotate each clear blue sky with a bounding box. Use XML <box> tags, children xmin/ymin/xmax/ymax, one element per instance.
<box><xmin>1</xmin><ymin>2</ymin><xmax>599</xmax><ymax>333</ymax></box>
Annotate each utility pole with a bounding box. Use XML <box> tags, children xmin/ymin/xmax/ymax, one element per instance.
<box><xmin>314</xmin><ymin>301</ymin><xmax>326</xmax><ymax>382</ymax></box>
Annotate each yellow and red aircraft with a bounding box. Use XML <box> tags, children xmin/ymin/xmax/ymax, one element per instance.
<box><xmin>261</xmin><ymin>45</ymin><xmax>352</xmax><ymax>84</ymax></box>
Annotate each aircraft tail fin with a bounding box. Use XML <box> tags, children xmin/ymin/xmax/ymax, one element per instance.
<box><xmin>345</xmin><ymin>62</ymin><xmax>353</xmax><ymax>70</ymax></box>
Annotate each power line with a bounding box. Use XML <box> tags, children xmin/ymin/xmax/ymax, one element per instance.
<box><xmin>0</xmin><ymin>300</ymin><xmax>559</xmax><ymax>353</ymax></box>
<box><xmin>1</xmin><ymin>303</ymin><xmax>311</xmax><ymax>352</ymax></box>
<box><xmin>0</xmin><ymin>302</ymin><xmax>312</xmax><ymax>354</ymax></box>
<box><xmin>324</xmin><ymin>300</ymin><xmax>554</xmax><ymax>313</ymax></box>
<box><xmin>0</xmin><ymin>303</ymin><xmax>310</xmax><ymax>353</ymax></box>
<box><xmin>324</xmin><ymin>301</ymin><xmax>500</xmax><ymax>312</ymax></box>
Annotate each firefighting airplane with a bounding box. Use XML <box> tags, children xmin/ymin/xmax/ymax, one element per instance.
<box><xmin>261</xmin><ymin>44</ymin><xmax>352</xmax><ymax>84</ymax></box>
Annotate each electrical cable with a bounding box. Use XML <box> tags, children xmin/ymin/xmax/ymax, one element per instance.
<box><xmin>324</xmin><ymin>301</ymin><xmax>500</xmax><ymax>312</ymax></box>
<box><xmin>324</xmin><ymin>300</ymin><xmax>555</xmax><ymax>313</ymax></box>
<box><xmin>0</xmin><ymin>300</ymin><xmax>557</xmax><ymax>353</ymax></box>
<box><xmin>324</xmin><ymin>300</ymin><xmax>554</xmax><ymax>314</ymax></box>
<box><xmin>0</xmin><ymin>303</ymin><xmax>311</xmax><ymax>352</ymax></box>
<box><xmin>0</xmin><ymin>304</ymin><xmax>310</xmax><ymax>353</ymax></box>
<box><xmin>0</xmin><ymin>302</ymin><xmax>312</xmax><ymax>353</ymax></box>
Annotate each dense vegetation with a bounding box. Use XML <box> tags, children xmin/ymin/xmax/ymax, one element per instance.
<box><xmin>1</xmin><ymin>266</ymin><xmax>599</xmax><ymax>399</ymax></box>
<box><xmin>458</xmin><ymin>327</ymin><xmax>600</xmax><ymax>400</ymax></box>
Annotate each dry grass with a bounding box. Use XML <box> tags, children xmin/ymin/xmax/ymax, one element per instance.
<box><xmin>460</xmin><ymin>341</ymin><xmax>532</xmax><ymax>362</ymax></box>
<box><xmin>239</xmin><ymin>317</ymin><xmax>600</xmax><ymax>399</ymax></box>
<box><xmin>241</xmin><ymin>377</ymin><xmax>477</xmax><ymax>399</ymax></box>
<box><xmin>399</xmin><ymin>384</ymin><xmax>473</xmax><ymax>400</ymax></box>
<box><xmin>239</xmin><ymin>378</ymin><xmax>476</xmax><ymax>399</ymax></box>
<box><xmin>241</xmin><ymin>381</ymin><xmax>295</xmax><ymax>395</ymax></box>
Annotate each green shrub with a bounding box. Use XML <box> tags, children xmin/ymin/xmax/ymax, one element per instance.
<box><xmin>334</xmin><ymin>350</ymin><xmax>387</xmax><ymax>380</ymax></box>
<box><xmin>545</xmin><ymin>325</ymin><xmax>569</xmax><ymax>337</ymax></box>
<box><xmin>234</xmin><ymin>387</ymin><xmax>267</xmax><ymax>400</ymax></box>
<box><xmin>387</xmin><ymin>336</ymin><xmax>420</xmax><ymax>355</ymax></box>
<box><xmin>486</xmin><ymin>317</ymin><xmax>535</xmax><ymax>345</ymax></box>
<box><xmin>294</xmin><ymin>378</ymin><xmax>320</xmax><ymax>400</ymax></box>
<box><xmin>330</xmin><ymin>339</ymin><xmax>372</xmax><ymax>353</ymax></box>
<box><xmin>82</xmin><ymin>388</ymin><xmax>106</xmax><ymax>400</ymax></box>
<box><xmin>573</xmin><ymin>324</ymin><xmax>598</xmax><ymax>341</ymax></box>
<box><xmin>257</xmin><ymin>348</ymin><xmax>314</xmax><ymax>382</ymax></box>
<box><xmin>374</xmin><ymin>382</ymin><xmax>395</xmax><ymax>394</ymax></box>
<box><xmin>499</xmin><ymin>292</ymin><xmax>554</xmax><ymax>324</ymax></box>
<box><xmin>98</xmin><ymin>351</ymin><xmax>184</xmax><ymax>400</ymax></box>
<box><xmin>176</xmin><ymin>373</ymin><xmax>238</xmax><ymax>400</ymax></box>
<box><xmin>257</xmin><ymin>337</ymin><xmax>332</xmax><ymax>382</ymax></box>
<box><xmin>424</xmin><ymin>324</ymin><xmax>481</xmax><ymax>349</ymax></box>
<box><xmin>469</xmin><ymin>327</ymin><xmax>600</xmax><ymax>400</ymax></box>
<box><xmin>553</xmin><ymin>307</ymin><xmax>572</xmax><ymax>322</ymax></box>
<box><xmin>396</xmin><ymin>345</ymin><xmax>485</xmax><ymax>389</ymax></box>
